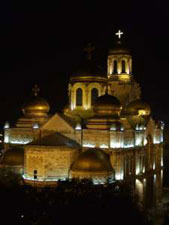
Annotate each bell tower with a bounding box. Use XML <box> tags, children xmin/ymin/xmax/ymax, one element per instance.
<box><xmin>107</xmin><ymin>30</ymin><xmax>140</xmax><ymax>106</ymax></box>
<box><xmin>107</xmin><ymin>30</ymin><xmax>132</xmax><ymax>82</ymax></box>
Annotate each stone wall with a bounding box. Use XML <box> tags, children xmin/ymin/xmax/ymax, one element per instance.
<box><xmin>83</xmin><ymin>130</ymin><xmax>110</xmax><ymax>148</ymax></box>
<box><xmin>24</xmin><ymin>146</ymin><xmax>79</xmax><ymax>181</ymax></box>
<box><xmin>4</xmin><ymin>128</ymin><xmax>38</xmax><ymax>146</ymax></box>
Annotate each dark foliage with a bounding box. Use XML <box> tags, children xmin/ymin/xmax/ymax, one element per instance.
<box><xmin>0</xmin><ymin>173</ymin><xmax>152</xmax><ymax>225</ymax></box>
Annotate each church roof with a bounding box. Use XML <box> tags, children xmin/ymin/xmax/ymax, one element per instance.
<box><xmin>58</xmin><ymin>113</ymin><xmax>77</xmax><ymax>128</ymax></box>
<box><xmin>30</xmin><ymin>132</ymin><xmax>80</xmax><ymax>148</ymax></box>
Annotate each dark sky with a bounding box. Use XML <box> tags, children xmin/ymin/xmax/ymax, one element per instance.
<box><xmin>0</xmin><ymin>0</ymin><xmax>169</xmax><ymax>127</ymax></box>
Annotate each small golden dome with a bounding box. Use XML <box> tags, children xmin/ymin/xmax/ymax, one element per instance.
<box><xmin>22</xmin><ymin>96</ymin><xmax>50</xmax><ymax>117</ymax></box>
<box><xmin>108</xmin><ymin>40</ymin><xmax>130</xmax><ymax>55</ymax></box>
<box><xmin>126</xmin><ymin>99</ymin><xmax>151</xmax><ymax>116</ymax></box>
<box><xmin>93</xmin><ymin>93</ymin><xmax>121</xmax><ymax>116</ymax></box>
<box><xmin>109</xmin><ymin>47</ymin><xmax>130</xmax><ymax>55</ymax></box>
<box><xmin>71</xmin><ymin>149</ymin><xmax>113</xmax><ymax>172</ymax></box>
<box><xmin>0</xmin><ymin>148</ymin><xmax>24</xmax><ymax>167</ymax></box>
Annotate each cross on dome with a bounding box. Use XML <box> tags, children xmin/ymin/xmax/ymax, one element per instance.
<box><xmin>84</xmin><ymin>43</ymin><xmax>95</xmax><ymax>60</ymax></box>
<box><xmin>32</xmin><ymin>85</ymin><xmax>40</xmax><ymax>97</ymax></box>
<box><xmin>115</xmin><ymin>30</ymin><xmax>123</xmax><ymax>39</ymax></box>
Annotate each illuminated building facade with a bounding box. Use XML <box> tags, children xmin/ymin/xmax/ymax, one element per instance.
<box><xmin>1</xmin><ymin>32</ymin><xmax>164</xmax><ymax>189</ymax></box>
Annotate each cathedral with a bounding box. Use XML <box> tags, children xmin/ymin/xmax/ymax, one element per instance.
<box><xmin>0</xmin><ymin>31</ymin><xmax>164</xmax><ymax>187</ymax></box>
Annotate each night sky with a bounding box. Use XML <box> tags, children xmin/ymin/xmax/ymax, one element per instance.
<box><xmin>0</xmin><ymin>1</ymin><xmax>169</xmax><ymax>128</ymax></box>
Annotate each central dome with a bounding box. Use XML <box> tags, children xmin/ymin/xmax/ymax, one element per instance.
<box><xmin>93</xmin><ymin>93</ymin><xmax>122</xmax><ymax>116</ymax></box>
<box><xmin>22</xmin><ymin>96</ymin><xmax>50</xmax><ymax>117</ymax></box>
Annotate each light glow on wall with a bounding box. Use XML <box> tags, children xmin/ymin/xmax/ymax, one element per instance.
<box><xmin>153</xmin><ymin>136</ymin><xmax>161</xmax><ymax>144</ymax></box>
<box><xmin>135</xmin><ymin>135</ymin><xmax>143</xmax><ymax>146</ymax></box>
<box><xmin>110</xmin><ymin>141</ymin><xmax>123</xmax><ymax>148</ymax></box>
<box><xmin>4</xmin><ymin>121</ymin><xmax>10</xmax><ymax>129</ymax></box>
<box><xmin>83</xmin><ymin>143</ymin><xmax>95</xmax><ymax>148</ymax></box>
<box><xmin>135</xmin><ymin>179</ymin><xmax>144</xmax><ymax>201</ymax></box>
<box><xmin>138</xmin><ymin>110</ymin><xmax>146</xmax><ymax>116</ymax></box>
<box><xmin>144</xmin><ymin>138</ymin><xmax>147</xmax><ymax>146</ymax></box>
<box><xmin>4</xmin><ymin>134</ymin><xmax>33</xmax><ymax>145</ymax></box>
<box><xmin>118</xmin><ymin>74</ymin><xmax>130</xmax><ymax>82</ymax></box>
<box><xmin>75</xmin><ymin>123</ymin><xmax>81</xmax><ymax>130</ymax></box>
<box><xmin>71</xmin><ymin>103</ymin><xmax>74</xmax><ymax>110</ymax></box>
<box><xmin>135</xmin><ymin>125</ymin><xmax>145</xmax><ymax>131</ymax></box>
<box><xmin>161</xmin><ymin>156</ymin><xmax>163</xmax><ymax>167</ymax></box>
<box><xmin>4</xmin><ymin>135</ymin><xmax>9</xmax><ymax>143</ymax></box>
<box><xmin>153</xmin><ymin>162</ymin><xmax>156</xmax><ymax>170</ymax></box>
<box><xmin>136</xmin><ymin>165</ymin><xmax>140</xmax><ymax>175</ymax></box>
<box><xmin>110</xmin><ymin>124</ymin><xmax>116</xmax><ymax>131</ymax></box>
<box><xmin>93</xmin><ymin>179</ymin><xmax>105</xmax><ymax>185</ymax></box>
<box><xmin>10</xmin><ymin>139</ymin><xmax>33</xmax><ymax>145</ymax></box>
<box><xmin>123</xmin><ymin>143</ymin><xmax>134</xmax><ymax>148</ymax></box>
<box><xmin>115</xmin><ymin>171</ymin><xmax>124</xmax><ymax>180</ymax></box>
<box><xmin>23</xmin><ymin>174</ymin><xmax>67</xmax><ymax>182</ymax></box>
<box><xmin>160</xmin><ymin>134</ymin><xmax>163</xmax><ymax>143</ymax></box>
<box><xmin>33</xmin><ymin>123</ymin><xmax>39</xmax><ymax>129</ymax></box>
<box><xmin>100</xmin><ymin>144</ymin><xmax>109</xmax><ymax>149</ymax></box>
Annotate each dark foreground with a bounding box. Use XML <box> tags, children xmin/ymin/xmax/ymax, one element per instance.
<box><xmin>0</xmin><ymin>171</ymin><xmax>155</xmax><ymax>225</ymax></box>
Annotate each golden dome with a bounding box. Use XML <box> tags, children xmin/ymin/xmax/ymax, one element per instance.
<box><xmin>22</xmin><ymin>96</ymin><xmax>50</xmax><ymax>117</ymax></box>
<box><xmin>125</xmin><ymin>99</ymin><xmax>151</xmax><ymax>116</ymax></box>
<box><xmin>93</xmin><ymin>93</ymin><xmax>122</xmax><ymax>117</ymax></box>
<box><xmin>0</xmin><ymin>148</ymin><xmax>24</xmax><ymax>167</ymax></box>
<box><xmin>71</xmin><ymin>149</ymin><xmax>113</xmax><ymax>172</ymax></box>
<box><xmin>108</xmin><ymin>40</ymin><xmax>130</xmax><ymax>55</ymax></box>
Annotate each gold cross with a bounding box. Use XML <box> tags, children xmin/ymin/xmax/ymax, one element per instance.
<box><xmin>84</xmin><ymin>43</ymin><xmax>95</xmax><ymax>60</ymax></box>
<box><xmin>32</xmin><ymin>84</ymin><xmax>40</xmax><ymax>97</ymax></box>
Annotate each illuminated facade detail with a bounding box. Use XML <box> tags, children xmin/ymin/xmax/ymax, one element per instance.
<box><xmin>75</xmin><ymin>123</ymin><xmax>81</xmax><ymax>130</ymax></box>
<box><xmin>1</xmin><ymin>31</ymin><xmax>164</xmax><ymax>187</ymax></box>
<box><xmin>33</xmin><ymin>123</ymin><xmax>39</xmax><ymax>129</ymax></box>
<box><xmin>69</xmin><ymin>81</ymin><xmax>106</xmax><ymax>112</ymax></box>
<box><xmin>100</xmin><ymin>144</ymin><xmax>109</xmax><ymax>149</ymax></box>
<box><xmin>4</xmin><ymin>134</ymin><xmax>9</xmax><ymax>143</ymax></box>
<box><xmin>4</xmin><ymin>121</ymin><xmax>10</xmax><ymax>129</ymax></box>
<box><xmin>83</xmin><ymin>143</ymin><xmax>95</xmax><ymax>148</ymax></box>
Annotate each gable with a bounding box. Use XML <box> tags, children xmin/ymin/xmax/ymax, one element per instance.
<box><xmin>40</xmin><ymin>113</ymin><xmax>74</xmax><ymax>133</ymax></box>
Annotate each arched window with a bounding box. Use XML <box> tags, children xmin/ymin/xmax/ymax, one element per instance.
<box><xmin>91</xmin><ymin>88</ymin><xmax>98</xmax><ymax>105</ymax></box>
<box><xmin>113</xmin><ymin>60</ymin><xmax>118</xmax><ymax>74</ymax></box>
<box><xmin>76</xmin><ymin>88</ymin><xmax>83</xmax><ymax>106</ymax></box>
<box><xmin>122</xmin><ymin>60</ymin><xmax>126</xmax><ymax>73</ymax></box>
